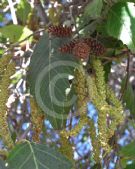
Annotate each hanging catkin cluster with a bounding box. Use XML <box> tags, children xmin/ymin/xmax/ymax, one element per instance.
<box><xmin>86</xmin><ymin>59</ymin><xmax>124</xmax><ymax>154</ymax></box>
<box><xmin>61</xmin><ymin>65</ymin><xmax>88</xmax><ymax>137</ymax></box>
<box><xmin>0</xmin><ymin>55</ymin><xmax>15</xmax><ymax>149</ymax></box>
<box><xmin>30</xmin><ymin>97</ymin><xmax>45</xmax><ymax>143</ymax></box>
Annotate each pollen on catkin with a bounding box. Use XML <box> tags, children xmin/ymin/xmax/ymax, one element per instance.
<box><xmin>61</xmin><ymin>116</ymin><xmax>89</xmax><ymax>137</ymax></box>
<box><xmin>0</xmin><ymin>55</ymin><xmax>12</xmax><ymax>75</ymax></box>
<box><xmin>59</xmin><ymin>132</ymin><xmax>73</xmax><ymax>161</ymax></box>
<box><xmin>86</xmin><ymin>75</ymin><xmax>111</xmax><ymax>152</ymax></box>
<box><xmin>73</xmin><ymin>64</ymin><xmax>88</xmax><ymax>116</ymax></box>
<box><xmin>88</xmin><ymin>119</ymin><xmax>100</xmax><ymax>162</ymax></box>
<box><xmin>0</xmin><ymin>61</ymin><xmax>15</xmax><ymax>149</ymax></box>
<box><xmin>30</xmin><ymin>97</ymin><xmax>45</xmax><ymax>143</ymax></box>
<box><xmin>92</xmin><ymin>59</ymin><xmax>106</xmax><ymax>101</ymax></box>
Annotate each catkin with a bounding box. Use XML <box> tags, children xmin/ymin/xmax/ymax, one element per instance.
<box><xmin>88</xmin><ymin>120</ymin><xmax>100</xmax><ymax>162</ymax></box>
<box><xmin>59</xmin><ymin>133</ymin><xmax>73</xmax><ymax>161</ymax></box>
<box><xmin>30</xmin><ymin>97</ymin><xmax>45</xmax><ymax>143</ymax></box>
<box><xmin>92</xmin><ymin>59</ymin><xmax>106</xmax><ymax>101</ymax></box>
<box><xmin>0</xmin><ymin>61</ymin><xmax>15</xmax><ymax>149</ymax></box>
<box><xmin>73</xmin><ymin>64</ymin><xmax>88</xmax><ymax>116</ymax></box>
<box><xmin>86</xmin><ymin>75</ymin><xmax>111</xmax><ymax>152</ymax></box>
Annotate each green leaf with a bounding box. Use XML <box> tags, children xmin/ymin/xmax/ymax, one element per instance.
<box><xmin>16</xmin><ymin>0</ymin><xmax>31</xmax><ymax>24</ymax></box>
<box><xmin>120</xmin><ymin>142</ymin><xmax>135</xmax><ymax>158</ymax></box>
<box><xmin>0</xmin><ymin>159</ymin><xmax>7</xmax><ymax>169</ymax></box>
<box><xmin>0</xmin><ymin>25</ymin><xmax>32</xmax><ymax>43</ymax></box>
<box><xmin>28</xmin><ymin>33</ymin><xmax>78</xmax><ymax>129</ymax></box>
<box><xmin>84</xmin><ymin>0</ymin><xmax>103</xmax><ymax>19</ymax></box>
<box><xmin>125</xmin><ymin>162</ymin><xmax>135</xmax><ymax>169</ymax></box>
<box><xmin>120</xmin><ymin>142</ymin><xmax>135</xmax><ymax>168</ymax></box>
<box><xmin>7</xmin><ymin>141</ymin><xmax>72</xmax><ymax>169</ymax></box>
<box><xmin>106</xmin><ymin>2</ymin><xmax>135</xmax><ymax>53</ymax></box>
<box><xmin>121</xmin><ymin>77</ymin><xmax>135</xmax><ymax>118</ymax></box>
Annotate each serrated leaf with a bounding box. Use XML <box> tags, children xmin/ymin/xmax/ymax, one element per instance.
<box><xmin>16</xmin><ymin>0</ymin><xmax>31</xmax><ymax>24</ymax></box>
<box><xmin>0</xmin><ymin>25</ymin><xmax>32</xmax><ymax>43</ymax></box>
<box><xmin>28</xmin><ymin>33</ymin><xmax>78</xmax><ymax>129</ymax></box>
<box><xmin>84</xmin><ymin>0</ymin><xmax>103</xmax><ymax>19</ymax></box>
<box><xmin>121</xmin><ymin>77</ymin><xmax>135</xmax><ymax>118</ymax></box>
<box><xmin>106</xmin><ymin>2</ymin><xmax>135</xmax><ymax>53</ymax></box>
<box><xmin>7</xmin><ymin>141</ymin><xmax>72</xmax><ymax>169</ymax></box>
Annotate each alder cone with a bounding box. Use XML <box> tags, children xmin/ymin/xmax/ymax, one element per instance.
<box><xmin>48</xmin><ymin>25</ymin><xmax>72</xmax><ymax>37</ymax></box>
<box><xmin>84</xmin><ymin>38</ymin><xmax>105</xmax><ymax>56</ymax></box>
<box><xmin>59</xmin><ymin>39</ymin><xmax>78</xmax><ymax>53</ymax></box>
<box><xmin>73</xmin><ymin>42</ymin><xmax>90</xmax><ymax>59</ymax></box>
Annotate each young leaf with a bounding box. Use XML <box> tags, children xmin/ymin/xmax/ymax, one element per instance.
<box><xmin>7</xmin><ymin>141</ymin><xmax>72</xmax><ymax>169</ymax></box>
<box><xmin>106</xmin><ymin>2</ymin><xmax>135</xmax><ymax>53</ymax></box>
<box><xmin>28</xmin><ymin>33</ymin><xmax>78</xmax><ymax>129</ymax></box>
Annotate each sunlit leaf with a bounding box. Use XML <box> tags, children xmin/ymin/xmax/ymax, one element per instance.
<box><xmin>106</xmin><ymin>2</ymin><xmax>135</xmax><ymax>53</ymax></box>
<box><xmin>0</xmin><ymin>25</ymin><xmax>32</xmax><ymax>43</ymax></box>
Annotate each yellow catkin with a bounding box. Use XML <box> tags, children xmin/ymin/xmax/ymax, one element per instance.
<box><xmin>106</xmin><ymin>86</ymin><xmax>125</xmax><ymax>135</ymax></box>
<box><xmin>73</xmin><ymin>64</ymin><xmax>88</xmax><ymax>116</ymax></box>
<box><xmin>60</xmin><ymin>64</ymin><xmax>89</xmax><ymax>136</ymax></box>
<box><xmin>30</xmin><ymin>97</ymin><xmax>45</xmax><ymax>143</ymax></box>
<box><xmin>86</xmin><ymin>75</ymin><xmax>111</xmax><ymax>152</ymax></box>
<box><xmin>0</xmin><ymin>55</ymin><xmax>12</xmax><ymax>75</ymax></box>
<box><xmin>0</xmin><ymin>62</ymin><xmax>15</xmax><ymax>149</ymax></box>
<box><xmin>92</xmin><ymin>59</ymin><xmax>106</xmax><ymax>101</ymax></box>
<box><xmin>59</xmin><ymin>132</ymin><xmax>73</xmax><ymax>161</ymax></box>
<box><xmin>61</xmin><ymin>116</ymin><xmax>89</xmax><ymax>137</ymax></box>
<box><xmin>88</xmin><ymin>120</ymin><xmax>101</xmax><ymax>162</ymax></box>
<box><xmin>86</xmin><ymin>58</ymin><xmax>125</xmax><ymax>154</ymax></box>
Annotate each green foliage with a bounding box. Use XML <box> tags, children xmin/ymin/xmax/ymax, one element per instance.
<box><xmin>28</xmin><ymin>33</ymin><xmax>78</xmax><ymax>129</ymax></box>
<box><xmin>121</xmin><ymin>77</ymin><xmax>135</xmax><ymax>117</ymax></box>
<box><xmin>16</xmin><ymin>0</ymin><xmax>31</xmax><ymax>25</ymax></box>
<box><xmin>0</xmin><ymin>25</ymin><xmax>32</xmax><ymax>43</ymax></box>
<box><xmin>84</xmin><ymin>0</ymin><xmax>103</xmax><ymax>19</ymax></box>
<box><xmin>120</xmin><ymin>142</ymin><xmax>135</xmax><ymax>168</ymax></box>
<box><xmin>106</xmin><ymin>2</ymin><xmax>135</xmax><ymax>52</ymax></box>
<box><xmin>7</xmin><ymin>141</ymin><xmax>72</xmax><ymax>169</ymax></box>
